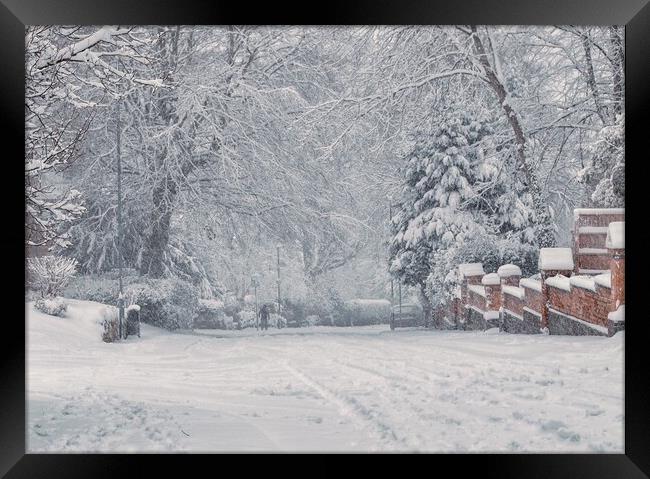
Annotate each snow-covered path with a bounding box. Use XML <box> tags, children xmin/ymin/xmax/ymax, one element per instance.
<box><xmin>27</xmin><ymin>300</ymin><xmax>624</xmax><ymax>452</ymax></box>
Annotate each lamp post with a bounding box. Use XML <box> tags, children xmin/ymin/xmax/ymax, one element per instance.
<box><xmin>388</xmin><ymin>195</ymin><xmax>395</xmax><ymax>330</ymax></box>
<box><xmin>251</xmin><ymin>273</ymin><xmax>260</xmax><ymax>330</ymax></box>
<box><xmin>116</xmin><ymin>99</ymin><xmax>125</xmax><ymax>339</ymax></box>
<box><xmin>276</xmin><ymin>244</ymin><xmax>281</xmax><ymax>318</ymax></box>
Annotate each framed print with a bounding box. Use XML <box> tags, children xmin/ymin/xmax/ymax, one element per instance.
<box><xmin>3</xmin><ymin>0</ymin><xmax>649</xmax><ymax>475</ymax></box>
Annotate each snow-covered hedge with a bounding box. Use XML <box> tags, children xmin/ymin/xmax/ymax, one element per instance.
<box><xmin>101</xmin><ymin>306</ymin><xmax>119</xmax><ymax>342</ymax></box>
<box><xmin>34</xmin><ymin>296</ymin><xmax>67</xmax><ymax>317</ymax></box>
<box><xmin>342</xmin><ymin>299</ymin><xmax>391</xmax><ymax>326</ymax></box>
<box><xmin>125</xmin><ymin>278</ymin><xmax>199</xmax><ymax>331</ymax></box>
<box><xmin>194</xmin><ymin>298</ymin><xmax>227</xmax><ymax>329</ymax></box>
<box><xmin>64</xmin><ymin>273</ymin><xmax>139</xmax><ymax>305</ymax></box>
<box><xmin>269</xmin><ymin>313</ymin><xmax>287</xmax><ymax>329</ymax></box>
<box><xmin>28</xmin><ymin>255</ymin><xmax>78</xmax><ymax>298</ymax></box>
<box><xmin>235</xmin><ymin>310</ymin><xmax>257</xmax><ymax>329</ymax></box>
<box><xmin>304</xmin><ymin>315</ymin><xmax>319</xmax><ymax>327</ymax></box>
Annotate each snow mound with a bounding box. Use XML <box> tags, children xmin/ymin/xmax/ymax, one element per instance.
<box><xmin>608</xmin><ymin>305</ymin><xmax>624</xmax><ymax>322</ymax></box>
<box><xmin>459</xmin><ymin>263</ymin><xmax>485</xmax><ymax>278</ymax></box>
<box><xmin>594</xmin><ymin>272</ymin><xmax>611</xmax><ymax>289</ymax></box>
<box><xmin>520</xmin><ymin>277</ymin><xmax>542</xmax><ymax>293</ymax></box>
<box><xmin>569</xmin><ymin>275</ymin><xmax>596</xmax><ymax>292</ymax></box>
<box><xmin>573</xmin><ymin>208</ymin><xmax>624</xmax><ymax>221</ymax></box>
<box><xmin>545</xmin><ymin>275</ymin><xmax>571</xmax><ymax>292</ymax></box>
<box><xmin>606</xmin><ymin>222</ymin><xmax>624</xmax><ymax>249</ymax></box>
<box><xmin>497</xmin><ymin>264</ymin><xmax>521</xmax><ymax>277</ymax></box>
<box><xmin>467</xmin><ymin>285</ymin><xmax>486</xmax><ymax>297</ymax></box>
<box><xmin>481</xmin><ymin>273</ymin><xmax>500</xmax><ymax>286</ymax></box>
<box><xmin>539</xmin><ymin>248</ymin><xmax>574</xmax><ymax>271</ymax></box>
<box><xmin>502</xmin><ymin>285</ymin><xmax>525</xmax><ymax>299</ymax></box>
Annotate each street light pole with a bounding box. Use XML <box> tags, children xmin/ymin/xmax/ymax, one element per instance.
<box><xmin>388</xmin><ymin>196</ymin><xmax>395</xmax><ymax>330</ymax></box>
<box><xmin>251</xmin><ymin>273</ymin><xmax>259</xmax><ymax>331</ymax></box>
<box><xmin>276</xmin><ymin>245</ymin><xmax>281</xmax><ymax>319</ymax></box>
<box><xmin>116</xmin><ymin>99</ymin><xmax>125</xmax><ymax>339</ymax></box>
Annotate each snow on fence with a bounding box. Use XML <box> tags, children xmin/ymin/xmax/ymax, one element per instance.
<box><xmin>573</xmin><ymin>208</ymin><xmax>624</xmax><ymax>274</ymax></box>
<box><xmin>452</xmin><ymin>211</ymin><xmax>624</xmax><ymax>337</ymax></box>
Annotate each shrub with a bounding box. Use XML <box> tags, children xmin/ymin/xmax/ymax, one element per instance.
<box><xmin>194</xmin><ymin>298</ymin><xmax>227</xmax><ymax>329</ymax></box>
<box><xmin>269</xmin><ymin>313</ymin><xmax>287</xmax><ymax>329</ymax></box>
<box><xmin>235</xmin><ymin>310</ymin><xmax>257</xmax><ymax>329</ymax></box>
<box><xmin>27</xmin><ymin>256</ymin><xmax>78</xmax><ymax>298</ymax></box>
<box><xmin>101</xmin><ymin>306</ymin><xmax>119</xmax><ymax>342</ymax></box>
<box><xmin>304</xmin><ymin>315</ymin><xmax>319</xmax><ymax>327</ymax></box>
<box><xmin>223</xmin><ymin>293</ymin><xmax>240</xmax><ymax>316</ymax></box>
<box><xmin>223</xmin><ymin>315</ymin><xmax>235</xmax><ymax>330</ymax></box>
<box><xmin>125</xmin><ymin>277</ymin><xmax>199</xmax><ymax>330</ymax></box>
<box><xmin>64</xmin><ymin>273</ymin><xmax>139</xmax><ymax>305</ymax></box>
<box><xmin>126</xmin><ymin>305</ymin><xmax>141</xmax><ymax>337</ymax></box>
<box><xmin>343</xmin><ymin>299</ymin><xmax>391</xmax><ymax>326</ymax></box>
<box><xmin>34</xmin><ymin>296</ymin><xmax>67</xmax><ymax>317</ymax></box>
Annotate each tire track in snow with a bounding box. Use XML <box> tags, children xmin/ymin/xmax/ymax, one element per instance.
<box><xmin>279</xmin><ymin>361</ymin><xmax>406</xmax><ymax>450</ymax></box>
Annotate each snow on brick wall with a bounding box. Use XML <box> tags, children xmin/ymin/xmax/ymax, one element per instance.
<box><xmin>573</xmin><ymin>210</ymin><xmax>623</xmax><ymax>275</ymax></box>
<box><xmin>573</xmin><ymin>208</ymin><xmax>624</xmax><ymax>227</ymax></box>
<box><xmin>467</xmin><ymin>287</ymin><xmax>486</xmax><ymax>312</ymax></box>
<box><xmin>606</xmin><ymin>222</ymin><xmax>624</xmax><ymax>249</ymax></box>
<box><xmin>546</xmin><ymin>279</ymin><xmax>611</xmax><ymax>327</ymax></box>
<box><xmin>502</xmin><ymin>287</ymin><xmax>525</xmax><ymax>316</ymax></box>
<box><xmin>539</xmin><ymin>247</ymin><xmax>574</xmax><ymax>271</ymax></box>
<box><xmin>576</xmin><ymin>254</ymin><xmax>610</xmax><ymax>272</ymax></box>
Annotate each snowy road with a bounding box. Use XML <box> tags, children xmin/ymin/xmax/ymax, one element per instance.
<box><xmin>27</xmin><ymin>300</ymin><xmax>624</xmax><ymax>452</ymax></box>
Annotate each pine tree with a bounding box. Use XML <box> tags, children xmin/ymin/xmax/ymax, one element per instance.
<box><xmin>389</xmin><ymin>112</ymin><xmax>491</xmax><ymax>325</ymax></box>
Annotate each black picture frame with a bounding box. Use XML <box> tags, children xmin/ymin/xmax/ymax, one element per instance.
<box><xmin>3</xmin><ymin>1</ymin><xmax>648</xmax><ymax>476</ymax></box>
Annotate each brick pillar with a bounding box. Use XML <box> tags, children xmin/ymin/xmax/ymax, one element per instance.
<box><xmin>540</xmin><ymin>271</ymin><xmax>550</xmax><ymax>330</ymax></box>
<box><xmin>609</xmin><ymin>248</ymin><xmax>625</xmax><ymax>310</ymax></box>
<box><xmin>482</xmin><ymin>273</ymin><xmax>501</xmax><ymax>311</ymax></box>
<box><xmin>497</xmin><ymin>265</ymin><xmax>521</xmax><ymax>330</ymax></box>
<box><xmin>540</xmin><ymin>268</ymin><xmax>573</xmax><ymax>330</ymax></box>
<box><xmin>460</xmin><ymin>276</ymin><xmax>468</xmax><ymax>310</ymax></box>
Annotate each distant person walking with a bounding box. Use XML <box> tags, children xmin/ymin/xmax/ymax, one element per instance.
<box><xmin>260</xmin><ymin>304</ymin><xmax>270</xmax><ymax>331</ymax></box>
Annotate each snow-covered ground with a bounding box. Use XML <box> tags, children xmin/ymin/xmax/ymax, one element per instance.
<box><xmin>27</xmin><ymin>299</ymin><xmax>624</xmax><ymax>452</ymax></box>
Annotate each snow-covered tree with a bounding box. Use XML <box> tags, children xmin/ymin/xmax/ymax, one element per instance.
<box><xmin>389</xmin><ymin>112</ymin><xmax>495</xmax><ymax>323</ymax></box>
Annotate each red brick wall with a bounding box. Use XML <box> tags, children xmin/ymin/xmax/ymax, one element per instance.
<box><xmin>485</xmin><ymin>285</ymin><xmax>501</xmax><ymax>311</ymax></box>
<box><xmin>502</xmin><ymin>291</ymin><xmax>524</xmax><ymax>316</ymax></box>
<box><xmin>467</xmin><ymin>288</ymin><xmax>486</xmax><ymax>312</ymax></box>
<box><xmin>547</xmin><ymin>284</ymin><xmax>612</xmax><ymax>327</ymax></box>
<box><xmin>576</xmin><ymin>254</ymin><xmax>610</xmax><ymax>271</ymax></box>
<box><xmin>575</xmin><ymin>213</ymin><xmax>625</xmax><ymax>227</ymax></box>
<box><xmin>522</xmin><ymin>287</ymin><xmax>543</xmax><ymax>313</ymax></box>
<box><xmin>573</xmin><ymin>211</ymin><xmax>624</xmax><ymax>273</ymax></box>
<box><xmin>578</xmin><ymin>234</ymin><xmax>607</xmax><ymax>249</ymax></box>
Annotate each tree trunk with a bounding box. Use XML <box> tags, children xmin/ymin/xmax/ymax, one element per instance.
<box><xmin>469</xmin><ymin>26</ymin><xmax>555</xmax><ymax>248</ymax></box>
<box><xmin>580</xmin><ymin>29</ymin><xmax>608</xmax><ymax>125</ymax></box>
<box><xmin>418</xmin><ymin>283</ymin><xmax>433</xmax><ymax>328</ymax></box>
<box><xmin>608</xmin><ymin>27</ymin><xmax>625</xmax><ymax>117</ymax></box>
<box><xmin>139</xmin><ymin>171</ymin><xmax>178</xmax><ymax>277</ymax></box>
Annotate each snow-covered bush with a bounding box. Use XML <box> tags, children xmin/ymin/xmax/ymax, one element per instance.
<box><xmin>269</xmin><ymin>313</ymin><xmax>287</xmax><ymax>329</ymax></box>
<box><xmin>426</xmin><ymin>233</ymin><xmax>539</xmax><ymax>308</ymax></box>
<box><xmin>304</xmin><ymin>315</ymin><xmax>319</xmax><ymax>327</ymax></box>
<box><xmin>125</xmin><ymin>277</ymin><xmax>199</xmax><ymax>330</ymax></box>
<box><xmin>34</xmin><ymin>296</ymin><xmax>67</xmax><ymax>317</ymax></box>
<box><xmin>343</xmin><ymin>299</ymin><xmax>391</xmax><ymax>326</ymax></box>
<box><xmin>101</xmin><ymin>306</ymin><xmax>119</xmax><ymax>342</ymax></box>
<box><xmin>223</xmin><ymin>293</ymin><xmax>240</xmax><ymax>316</ymax></box>
<box><xmin>64</xmin><ymin>272</ymin><xmax>139</xmax><ymax>304</ymax></box>
<box><xmin>223</xmin><ymin>315</ymin><xmax>235</xmax><ymax>330</ymax></box>
<box><xmin>235</xmin><ymin>310</ymin><xmax>257</xmax><ymax>329</ymax></box>
<box><xmin>243</xmin><ymin>294</ymin><xmax>256</xmax><ymax>309</ymax></box>
<box><xmin>194</xmin><ymin>298</ymin><xmax>227</xmax><ymax>329</ymax></box>
<box><xmin>27</xmin><ymin>255</ymin><xmax>78</xmax><ymax>298</ymax></box>
<box><xmin>280</xmin><ymin>298</ymin><xmax>307</xmax><ymax>327</ymax></box>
